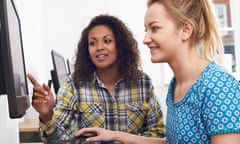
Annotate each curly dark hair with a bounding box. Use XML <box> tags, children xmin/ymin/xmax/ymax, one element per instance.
<box><xmin>73</xmin><ymin>14</ymin><xmax>142</xmax><ymax>87</ymax></box>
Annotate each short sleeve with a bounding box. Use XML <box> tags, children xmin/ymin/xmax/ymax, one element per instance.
<box><xmin>202</xmin><ymin>71</ymin><xmax>240</xmax><ymax>135</ymax></box>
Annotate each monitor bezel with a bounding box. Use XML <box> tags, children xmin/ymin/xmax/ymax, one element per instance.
<box><xmin>0</xmin><ymin>0</ymin><xmax>29</xmax><ymax>118</ymax></box>
<box><xmin>51</xmin><ymin>49</ymin><xmax>68</xmax><ymax>94</ymax></box>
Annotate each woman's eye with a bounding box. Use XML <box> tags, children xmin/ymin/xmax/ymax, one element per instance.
<box><xmin>89</xmin><ymin>41</ymin><xmax>96</xmax><ymax>46</ymax></box>
<box><xmin>151</xmin><ymin>26</ymin><xmax>160</xmax><ymax>32</ymax></box>
<box><xmin>104</xmin><ymin>39</ymin><xmax>112</xmax><ymax>44</ymax></box>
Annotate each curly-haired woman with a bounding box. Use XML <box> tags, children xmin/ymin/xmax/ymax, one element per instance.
<box><xmin>27</xmin><ymin>14</ymin><xmax>164</xmax><ymax>143</ymax></box>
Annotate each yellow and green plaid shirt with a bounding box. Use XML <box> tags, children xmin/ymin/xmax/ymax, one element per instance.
<box><xmin>40</xmin><ymin>72</ymin><xmax>165</xmax><ymax>141</ymax></box>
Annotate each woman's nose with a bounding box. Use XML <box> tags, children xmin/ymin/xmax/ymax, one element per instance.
<box><xmin>96</xmin><ymin>42</ymin><xmax>104</xmax><ymax>50</ymax></box>
<box><xmin>143</xmin><ymin>32</ymin><xmax>152</xmax><ymax>45</ymax></box>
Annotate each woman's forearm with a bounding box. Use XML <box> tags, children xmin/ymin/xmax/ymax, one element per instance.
<box><xmin>114</xmin><ymin>131</ymin><xmax>166</xmax><ymax>144</ymax></box>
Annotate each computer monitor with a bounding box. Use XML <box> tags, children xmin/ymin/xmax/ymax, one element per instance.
<box><xmin>50</xmin><ymin>49</ymin><xmax>68</xmax><ymax>94</ymax></box>
<box><xmin>66</xmin><ymin>58</ymin><xmax>73</xmax><ymax>75</ymax></box>
<box><xmin>0</xmin><ymin>0</ymin><xmax>30</xmax><ymax>118</ymax></box>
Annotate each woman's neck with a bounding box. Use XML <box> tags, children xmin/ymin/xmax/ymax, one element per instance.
<box><xmin>170</xmin><ymin>57</ymin><xmax>209</xmax><ymax>84</ymax></box>
<box><xmin>96</xmin><ymin>67</ymin><xmax>121</xmax><ymax>92</ymax></box>
<box><xmin>170</xmin><ymin>57</ymin><xmax>209</xmax><ymax>102</ymax></box>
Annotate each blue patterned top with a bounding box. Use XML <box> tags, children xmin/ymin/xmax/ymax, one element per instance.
<box><xmin>166</xmin><ymin>61</ymin><xmax>240</xmax><ymax>143</ymax></box>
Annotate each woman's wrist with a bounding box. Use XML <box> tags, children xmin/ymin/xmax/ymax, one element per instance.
<box><xmin>39</xmin><ymin>111</ymin><xmax>53</xmax><ymax>122</ymax></box>
<box><xmin>112</xmin><ymin>131</ymin><xmax>126</xmax><ymax>143</ymax></box>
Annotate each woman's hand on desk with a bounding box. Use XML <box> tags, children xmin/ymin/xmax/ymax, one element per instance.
<box><xmin>27</xmin><ymin>73</ymin><xmax>54</xmax><ymax>122</ymax></box>
<box><xmin>75</xmin><ymin>127</ymin><xmax>116</xmax><ymax>142</ymax></box>
<box><xmin>75</xmin><ymin>127</ymin><xmax>166</xmax><ymax>144</ymax></box>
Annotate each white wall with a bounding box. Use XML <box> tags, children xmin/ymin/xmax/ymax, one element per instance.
<box><xmin>0</xmin><ymin>96</ymin><xmax>19</xmax><ymax>144</ymax></box>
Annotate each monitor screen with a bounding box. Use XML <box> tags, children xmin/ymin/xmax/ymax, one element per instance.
<box><xmin>51</xmin><ymin>49</ymin><xmax>68</xmax><ymax>94</ymax></box>
<box><xmin>0</xmin><ymin>0</ymin><xmax>30</xmax><ymax>118</ymax></box>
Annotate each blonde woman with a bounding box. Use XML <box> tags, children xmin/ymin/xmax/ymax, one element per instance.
<box><xmin>75</xmin><ymin>0</ymin><xmax>240</xmax><ymax>144</ymax></box>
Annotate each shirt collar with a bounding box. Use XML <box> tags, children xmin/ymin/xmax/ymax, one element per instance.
<box><xmin>92</xmin><ymin>71</ymin><xmax>125</xmax><ymax>88</ymax></box>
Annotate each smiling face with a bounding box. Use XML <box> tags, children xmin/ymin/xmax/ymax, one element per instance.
<box><xmin>143</xmin><ymin>2</ymin><xmax>183</xmax><ymax>63</ymax></box>
<box><xmin>88</xmin><ymin>25</ymin><xmax>118</xmax><ymax>71</ymax></box>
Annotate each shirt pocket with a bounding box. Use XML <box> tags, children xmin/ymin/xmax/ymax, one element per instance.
<box><xmin>78</xmin><ymin>103</ymin><xmax>105</xmax><ymax>128</ymax></box>
<box><xmin>127</xmin><ymin>103</ymin><xmax>149</xmax><ymax>133</ymax></box>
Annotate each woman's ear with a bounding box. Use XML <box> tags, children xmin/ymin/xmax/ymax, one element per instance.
<box><xmin>181</xmin><ymin>21</ymin><xmax>193</xmax><ymax>41</ymax></box>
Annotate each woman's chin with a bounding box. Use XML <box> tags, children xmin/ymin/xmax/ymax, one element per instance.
<box><xmin>151</xmin><ymin>58</ymin><xmax>163</xmax><ymax>63</ymax></box>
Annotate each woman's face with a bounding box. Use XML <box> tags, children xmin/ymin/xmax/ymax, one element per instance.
<box><xmin>143</xmin><ymin>3</ymin><xmax>183</xmax><ymax>63</ymax></box>
<box><xmin>88</xmin><ymin>25</ymin><xmax>118</xmax><ymax>70</ymax></box>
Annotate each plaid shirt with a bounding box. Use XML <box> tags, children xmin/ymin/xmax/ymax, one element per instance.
<box><xmin>40</xmin><ymin>72</ymin><xmax>165</xmax><ymax>141</ymax></box>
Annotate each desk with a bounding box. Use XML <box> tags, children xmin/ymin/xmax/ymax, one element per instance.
<box><xmin>19</xmin><ymin>119</ymin><xmax>42</xmax><ymax>143</ymax></box>
<box><xmin>19</xmin><ymin>118</ymin><xmax>39</xmax><ymax>132</ymax></box>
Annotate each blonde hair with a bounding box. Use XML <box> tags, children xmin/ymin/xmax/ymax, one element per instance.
<box><xmin>147</xmin><ymin>0</ymin><xmax>224</xmax><ymax>63</ymax></box>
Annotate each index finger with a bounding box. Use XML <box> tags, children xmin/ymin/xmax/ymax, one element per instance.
<box><xmin>27</xmin><ymin>73</ymin><xmax>41</xmax><ymax>86</ymax></box>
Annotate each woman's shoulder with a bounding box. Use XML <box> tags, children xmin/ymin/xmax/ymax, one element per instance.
<box><xmin>138</xmin><ymin>71</ymin><xmax>152</xmax><ymax>81</ymax></box>
<box><xmin>207</xmin><ymin>62</ymin><xmax>235</xmax><ymax>77</ymax></box>
<box><xmin>65</xmin><ymin>74</ymin><xmax>74</xmax><ymax>82</ymax></box>
<box><xmin>62</xmin><ymin>74</ymin><xmax>76</xmax><ymax>89</ymax></box>
<box><xmin>202</xmin><ymin>61</ymin><xmax>239</xmax><ymax>88</ymax></box>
